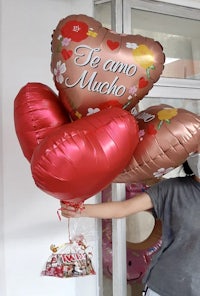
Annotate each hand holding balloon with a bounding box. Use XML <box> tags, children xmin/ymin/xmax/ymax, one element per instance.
<box><xmin>60</xmin><ymin>201</ymin><xmax>84</xmax><ymax>219</ymax></box>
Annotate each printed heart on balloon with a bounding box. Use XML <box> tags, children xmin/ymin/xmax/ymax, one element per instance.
<box><xmin>51</xmin><ymin>14</ymin><xmax>165</xmax><ymax>120</ymax></box>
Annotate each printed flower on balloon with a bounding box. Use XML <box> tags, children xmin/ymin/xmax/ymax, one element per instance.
<box><xmin>137</xmin><ymin>107</ymin><xmax>178</xmax><ymax>141</ymax></box>
<box><xmin>157</xmin><ymin>107</ymin><xmax>177</xmax><ymax>129</ymax></box>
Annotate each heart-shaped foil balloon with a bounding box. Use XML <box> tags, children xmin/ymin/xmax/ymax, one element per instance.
<box><xmin>51</xmin><ymin>14</ymin><xmax>165</xmax><ymax>120</ymax></box>
<box><xmin>115</xmin><ymin>105</ymin><xmax>200</xmax><ymax>184</ymax></box>
<box><xmin>31</xmin><ymin>107</ymin><xmax>139</xmax><ymax>202</ymax></box>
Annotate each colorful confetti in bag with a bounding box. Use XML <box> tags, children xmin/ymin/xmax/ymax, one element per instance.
<box><xmin>41</xmin><ymin>234</ymin><xmax>96</xmax><ymax>278</ymax></box>
<box><xmin>41</xmin><ymin>209</ymin><xmax>96</xmax><ymax>279</ymax></box>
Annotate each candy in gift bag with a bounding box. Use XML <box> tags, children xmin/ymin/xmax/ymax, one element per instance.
<box><xmin>41</xmin><ymin>234</ymin><xmax>96</xmax><ymax>278</ymax></box>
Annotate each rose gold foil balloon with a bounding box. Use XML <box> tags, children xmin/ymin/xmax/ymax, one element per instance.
<box><xmin>115</xmin><ymin>105</ymin><xmax>200</xmax><ymax>184</ymax></box>
<box><xmin>14</xmin><ymin>83</ymin><xmax>70</xmax><ymax>161</ymax></box>
<box><xmin>31</xmin><ymin>108</ymin><xmax>139</xmax><ymax>202</ymax></box>
<box><xmin>51</xmin><ymin>14</ymin><xmax>165</xmax><ymax>120</ymax></box>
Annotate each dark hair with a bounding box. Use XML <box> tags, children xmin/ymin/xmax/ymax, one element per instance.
<box><xmin>182</xmin><ymin>161</ymin><xmax>194</xmax><ymax>176</ymax></box>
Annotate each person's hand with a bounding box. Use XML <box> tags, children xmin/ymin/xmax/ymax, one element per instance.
<box><xmin>60</xmin><ymin>201</ymin><xmax>85</xmax><ymax>218</ymax></box>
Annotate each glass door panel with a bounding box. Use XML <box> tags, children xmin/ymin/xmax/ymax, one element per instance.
<box><xmin>130</xmin><ymin>9</ymin><xmax>200</xmax><ymax>80</ymax></box>
<box><xmin>94</xmin><ymin>1</ymin><xmax>112</xmax><ymax>29</ymax></box>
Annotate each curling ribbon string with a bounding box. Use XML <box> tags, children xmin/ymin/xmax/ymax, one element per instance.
<box><xmin>68</xmin><ymin>218</ymin><xmax>72</xmax><ymax>243</ymax></box>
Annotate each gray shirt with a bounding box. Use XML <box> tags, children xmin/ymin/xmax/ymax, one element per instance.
<box><xmin>144</xmin><ymin>176</ymin><xmax>200</xmax><ymax>296</ymax></box>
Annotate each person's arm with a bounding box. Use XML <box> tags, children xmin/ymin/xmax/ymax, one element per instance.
<box><xmin>60</xmin><ymin>192</ymin><xmax>153</xmax><ymax>219</ymax></box>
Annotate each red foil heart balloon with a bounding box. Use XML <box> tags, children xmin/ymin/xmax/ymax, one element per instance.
<box><xmin>51</xmin><ymin>14</ymin><xmax>165</xmax><ymax>120</ymax></box>
<box><xmin>14</xmin><ymin>83</ymin><xmax>70</xmax><ymax>162</ymax></box>
<box><xmin>115</xmin><ymin>105</ymin><xmax>200</xmax><ymax>183</ymax></box>
<box><xmin>31</xmin><ymin>107</ymin><xmax>139</xmax><ymax>202</ymax></box>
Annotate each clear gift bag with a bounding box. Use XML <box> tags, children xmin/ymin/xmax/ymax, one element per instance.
<box><xmin>41</xmin><ymin>205</ymin><xmax>96</xmax><ymax>278</ymax></box>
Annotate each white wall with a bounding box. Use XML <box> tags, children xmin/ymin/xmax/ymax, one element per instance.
<box><xmin>155</xmin><ymin>0</ymin><xmax>200</xmax><ymax>8</ymax></box>
<box><xmin>0</xmin><ymin>1</ymin><xmax>101</xmax><ymax>296</ymax></box>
